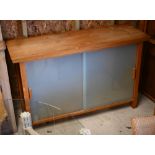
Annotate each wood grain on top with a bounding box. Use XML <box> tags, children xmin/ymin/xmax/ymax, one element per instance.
<box><xmin>6</xmin><ymin>25</ymin><xmax>149</xmax><ymax>63</ymax></box>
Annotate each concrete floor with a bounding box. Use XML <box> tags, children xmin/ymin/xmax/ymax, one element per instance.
<box><xmin>15</xmin><ymin>95</ymin><xmax>155</xmax><ymax>135</ymax></box>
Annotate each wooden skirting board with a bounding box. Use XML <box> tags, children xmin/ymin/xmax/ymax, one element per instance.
<box><xmin>6</xmin><ymin>25</ymin><xmax>149</xmax><ymax>126</ymax></box>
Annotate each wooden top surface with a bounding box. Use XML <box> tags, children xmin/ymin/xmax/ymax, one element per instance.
<box><xmin>0</xmin><ymin>41</ymin><xmax>6</xmax><ymax>51</ymax></box>
<box><xmin>6</xmin><ymin>25</ymin><xmax>149</xmax><ymax>63</ymax></box>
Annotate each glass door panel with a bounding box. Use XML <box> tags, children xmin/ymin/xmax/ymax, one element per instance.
<box><xmin>84</xmin><ymin>45</ymin><xmax>136</xmax><ymax>109</ymax></box>
<box><xmin>26</xmin><ymin>54</ymin><xmax>83</xmax><ymax>122</ymax></box>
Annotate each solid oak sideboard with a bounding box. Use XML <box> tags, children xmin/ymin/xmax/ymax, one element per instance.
<box><xmin>6</xmin><ymin>25</ymin><xmax>149</xmax><ymax>126</ymax></box>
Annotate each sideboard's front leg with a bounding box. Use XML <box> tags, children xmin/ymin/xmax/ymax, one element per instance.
<box><xmin>131</xmin><ymin>43</ymin><xmax>143</xmax><ymax>108</ymax></box>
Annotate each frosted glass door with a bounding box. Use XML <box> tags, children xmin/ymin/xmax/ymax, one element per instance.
<box><xmin>84</xmin><ymin>45</ymin><xmax>137</xmax><ymax>109</ymax></box>
<box><xmin>26</xmin><ymin>54</ymin><xmax>83</xmax><ymax>122</ymax></box>
<box><xmin>26</xmin><ymin>44</ymin><xmax>137</xmax><ymax>122</ymax></box>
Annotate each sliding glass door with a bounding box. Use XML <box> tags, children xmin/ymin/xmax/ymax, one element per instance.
<box><xmin>26</xmin><ymin>54</ymin><xmax>83</xmax><ymax>122</ymax></box>
<box><xmin>26</xmin><ymin>45</ymin><xmax>137</xmax><ymax>122</ymax></box>
<box><xmin>84</xmin><ymin>45</ymin><xmax>136</xmax><ymax>109</ymax></box>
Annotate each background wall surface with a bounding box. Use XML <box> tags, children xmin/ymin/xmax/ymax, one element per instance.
<box><xmin>0</xmin><ymin>20</ymin><xmax>138</xmax><ymax>40</ymax></box>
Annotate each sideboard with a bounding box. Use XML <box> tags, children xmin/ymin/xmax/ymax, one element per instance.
<box><xmin>6</xmin><ymin>25</ymin><xmax>149</xmax><ymax>126</ymax></box>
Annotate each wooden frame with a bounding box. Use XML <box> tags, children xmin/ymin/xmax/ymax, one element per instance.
<box><xmin>6</xmin><ymin>25</ymin><xmax>148</xmax><ymax>126</ymax></box>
